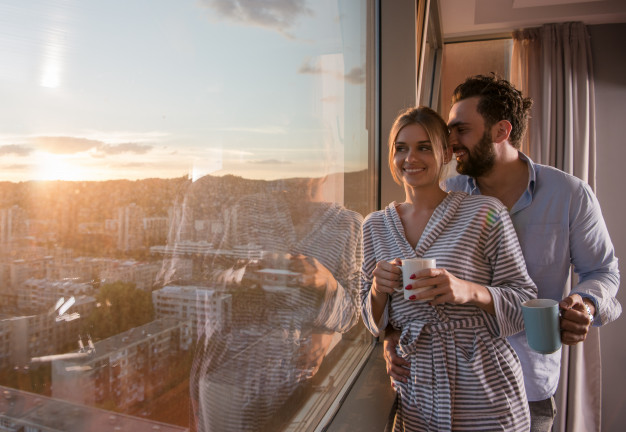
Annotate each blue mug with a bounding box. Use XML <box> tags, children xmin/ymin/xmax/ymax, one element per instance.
<box><xmin>522</xmin><ymin>299</ymin><xmax>562</xmax><ymax>354</ymax></box>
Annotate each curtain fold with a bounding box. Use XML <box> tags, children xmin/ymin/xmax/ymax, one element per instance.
<box><xmin>511</xmin><ymin>22</ymin><xmax>599</xmax><ymax>432</ymax></box>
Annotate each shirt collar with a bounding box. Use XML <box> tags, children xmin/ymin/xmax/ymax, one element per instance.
<box><xmin>465</xmin><ymin>151</ymin><xmax>536</xmax><ymax>213</ymax></box>
<box><xmin>465</xmin><ymin>175</ymin><xmax>479</xmax><ymax>193</ymax></box>
<box><xmin>509</xmin><ymin>151</ymin><xmax>536</xmax><ymax>214</ymax></box>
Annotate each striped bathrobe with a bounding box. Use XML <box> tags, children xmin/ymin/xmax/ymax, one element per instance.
<box><xmin>361</xmin><ymin>191</ymin><xmax>537</xmax><ymax>432</ymax></box>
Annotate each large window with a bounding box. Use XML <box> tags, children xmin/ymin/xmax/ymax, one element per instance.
<box><xmin>441</xmin><ymin>38</ymin><xmax>512</xmax><ymax>120</ymax></box>
<box><xmin>0</xmin><ymin>1</ymin><xmax>376</xmax><ymax>431</ymax></box>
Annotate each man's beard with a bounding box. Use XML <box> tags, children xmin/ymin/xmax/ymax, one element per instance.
<box><xmin>455</xmin><ymin>131</ymin><xmax>496</xmax><ymax>178</ymax></box>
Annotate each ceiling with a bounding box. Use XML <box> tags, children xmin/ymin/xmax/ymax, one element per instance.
<box><xmin>440</xmin><ymin>0</ymin><xmax>626</xmax><ymax>39</ymax></box>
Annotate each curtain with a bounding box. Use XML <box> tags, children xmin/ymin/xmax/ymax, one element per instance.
<box><xmin>511</xmin><ymin>22</ymin><xmax>600</xmax><ymax>432</ymax></box>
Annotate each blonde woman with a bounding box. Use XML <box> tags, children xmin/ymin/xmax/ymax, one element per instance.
<box><xmin>360</xmin><ymin>106</ymin><xmax>536</xmax><ymax>431</ymax></box>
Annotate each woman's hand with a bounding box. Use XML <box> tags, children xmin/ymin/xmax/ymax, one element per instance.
<box><xmin>371</xmin><ymin>258</ymin><xmax>403</xmax><ymax>296</ymax></box>
<box><xmin>407</xmin><ymin>267</ymin><xmax>495</xmax><ymax>314</ymax></box>
<box><xmin>369</xmin><ymin>258</ymin><xmax>403</xmax><ymax>325</ymax></box>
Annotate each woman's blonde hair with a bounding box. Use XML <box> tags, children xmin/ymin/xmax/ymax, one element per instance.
<box><xmin>388</xmin><ymin>106</ymin><xmax>450</xmax><ymax>185</ymax></box>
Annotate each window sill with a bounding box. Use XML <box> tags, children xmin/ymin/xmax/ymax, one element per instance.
<box><xmin>323</xmin><ymin>342</ymin><xmax>396</xmax><ymax>431</ymax></box>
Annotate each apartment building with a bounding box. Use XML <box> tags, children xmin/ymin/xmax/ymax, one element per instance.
<box><xmin>51</xmin><ymin>318</ymin><xmax>188</xmax><ymax>411</ymax></box>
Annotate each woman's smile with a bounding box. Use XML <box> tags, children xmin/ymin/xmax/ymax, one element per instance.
<box><xmin>403</xmin><ymin>166</ymin><xmax>425</xmax><ymax>174</ymax></box>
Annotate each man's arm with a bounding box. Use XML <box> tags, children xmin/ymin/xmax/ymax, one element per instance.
<box><xmin>561</xmin><ymin>183</ymin><xmax>621</xmax><ymax>343</ymax></box>
<box><xmin>383</xmin><ymin>324</ymin><xmax>410</xmax><ymax>384</ymax></box>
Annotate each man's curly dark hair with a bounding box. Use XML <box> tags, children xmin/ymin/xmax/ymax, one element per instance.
<box><xmin>451</xmin><ymin>74</ymin><xmax>533</xmax><ymax>149</ymax></box>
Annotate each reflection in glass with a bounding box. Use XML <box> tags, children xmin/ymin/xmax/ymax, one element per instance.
<box><xmin>0</xmin><ymin>0</ymin><xmax>374</xmax><ymax>431</ymax></box>
<box><xmin>160</xmin><ymin>175</ymin><xmax>363</xmax><ymax>431</ymax></box>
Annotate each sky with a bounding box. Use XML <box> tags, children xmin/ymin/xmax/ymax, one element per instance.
<box><xmin>0</xmin><ymin>0</ymin><xmax>370</xmax><ymax>182</ymax></box>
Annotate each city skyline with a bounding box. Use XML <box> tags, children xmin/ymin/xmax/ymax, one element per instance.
<box><xmin>0</xmin><ymin>0</ymin><xmax>369</xmax><ymax>183</ymax></box>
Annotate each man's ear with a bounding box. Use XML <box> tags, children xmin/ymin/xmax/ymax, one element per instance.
<box><xmin>493</xmin><ymin>120</ymin><xmax>512</xmax><ymax>144</ymax></box>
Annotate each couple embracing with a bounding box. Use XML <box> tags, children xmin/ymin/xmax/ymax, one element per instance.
<box><xmin>360</xmin><ymin>75</ymin><xmax>621</xmax><ymax>432</ymax></box>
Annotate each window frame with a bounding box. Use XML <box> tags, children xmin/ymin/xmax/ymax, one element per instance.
<box><xmin>323</xmin><ymin>1</ymin><xmax>442</xmax><ymax>428</ymax></box>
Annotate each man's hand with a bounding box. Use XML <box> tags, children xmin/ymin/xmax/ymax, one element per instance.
<box><xmin>559</xmin><ymin>294</ymin><xmax>595</xmax><ymax>345</ymax></box>
<box><xmin>383</xmin><ymin>327</ymin><xmax>410</xmax><ymax>384</ymax></box>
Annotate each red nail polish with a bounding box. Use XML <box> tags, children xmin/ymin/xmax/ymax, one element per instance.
<box><xmin>409</xmin><ymin>295</ymin><xmax>416</xmax><ymax>300</ymax></box>
<box><xmin>405</xmin><ymin>284</ymin><xmax>412</xmax><ymax>290</ymax></box>
<box><xmin>409</xmin><ymin>274</ymin><xmax>416</xmax><ymax>279</ymax></box>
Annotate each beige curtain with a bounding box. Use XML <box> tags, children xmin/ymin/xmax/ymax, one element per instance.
<box><xmin>511</xmin><ymin>22</ymin><xmax>600</xmax><ymax>432</ymax></box>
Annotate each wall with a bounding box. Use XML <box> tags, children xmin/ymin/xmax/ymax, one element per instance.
<box><xmin>379</xmin><ymin>0</ymin><xmax>417</xmax><ymax>206</ymax></box>
<box><xmin>588</xmin><ymin>23</ymin><xmax>626</xmax><ymax>432</ymax></box>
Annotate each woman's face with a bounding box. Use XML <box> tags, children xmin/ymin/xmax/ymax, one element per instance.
<box><xmin>392</xmin><ymin>123</ymin><xmax>441</xmax><ymax>189</ymax></box>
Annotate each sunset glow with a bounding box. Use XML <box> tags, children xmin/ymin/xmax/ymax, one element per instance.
<box><xmin>32</xmin><ymin>153</ymin><xmax>87</xmax><ymax>181</ymax></box>
<box><xmin>1</xmin><ymin>0</ymin><xmax>369</xmax><ymax>182</ymax></box>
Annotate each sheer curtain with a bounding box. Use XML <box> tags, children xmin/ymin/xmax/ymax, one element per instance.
<box><xmin>511</xmin><ymin>22</ymin><xmax>600</xmax><ymax>432</ymax></box>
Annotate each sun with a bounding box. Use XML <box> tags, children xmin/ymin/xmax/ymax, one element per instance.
<box><xmin>32</xmin><ymin>153</ymin><xmax>88</xmax><ymax>181</ymax></box>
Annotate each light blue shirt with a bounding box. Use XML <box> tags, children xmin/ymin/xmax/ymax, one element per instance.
<box><xmin>444</xmin><ymin>152</ymin><xmax>621</xmax><ymax>401</ymax></box>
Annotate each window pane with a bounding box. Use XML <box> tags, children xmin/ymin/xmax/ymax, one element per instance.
<box><xmin>441</xmin><ymin>39</ymin><xmax>512</xmax><ymax>119</ymax></box>
<box><xmin>0</xmin><ymin>1</ymin><xmax>375</xmax><ymax>431</ymax></box>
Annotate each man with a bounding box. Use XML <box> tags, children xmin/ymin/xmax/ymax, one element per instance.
<box><xmin>383</xmin><ymin>75</ymin><xmax>621</xmax><ymax>431</ymax></box>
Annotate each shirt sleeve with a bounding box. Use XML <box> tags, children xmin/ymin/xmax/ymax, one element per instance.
<box><xmin>569</xmin><ymin>183</ymin><xmax>621</xmax><ymax>326</ymax></box>
<box><xmin>483</xmin><ymin>208</ymin><xmax>538</xmax><ymax>338</ymax></box>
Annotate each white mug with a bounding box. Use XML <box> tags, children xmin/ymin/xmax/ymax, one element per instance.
<box><xmin>395</xmin><ymin>258</ymin><xmax>436</xmax><ymax>301</ymax></box>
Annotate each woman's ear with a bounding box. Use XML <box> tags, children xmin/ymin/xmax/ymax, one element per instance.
<box><xmin>443</xmin><ymin>145</ymin><xmax>454</xmax><ymax>164</ymax></box>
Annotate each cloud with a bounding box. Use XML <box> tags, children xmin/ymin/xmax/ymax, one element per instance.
<box><xmin>344</xmin><ymin>66</ymin><xmax>366</xmax><ymax>84</ymax></box>
<box><xmin>249</xmin><ymin>159</ymin><xmax>292</xmax><ymax>165</ymax></box>
<box><xmin>118</xmin><ymin>161</ymin><xmax>149</xmax><ymax>168</ymax></box>
<box><xmin>0</xmin><ymin>145</ymin><xmax>33</xmax><ymax>157</ymax></box>
<box><xmin>200</xmin><ymin>0</ymin><xmax>313</xmax><ymax>37</ymax></box>
<box><xmin>298</xmin><ymin>60</ymin><xmax>366</xmax><ymax>85</ymax></box>
<box><xmin>1</xmin><ymin>164</ymin><xmax>30</xmax><ymax>170</ymax></box>
<box><xmin>33</xmin><ymin>136</ymin><xmax>153</xmax><ymax>156</ymax></box>
<box><xmin>298</xmin><ymin>59</ymin><xmax>322</xmax><ymax>75</ymax></box>
<box><xmin>217</xmin><ymin>126</ymin><xmax>286</xmax><ymax>135</ymax></box>
<box><xmin>35</xmin><ymin>136</ymin><xmax>101</xmax><ymax>154</ymax></box>
<box><xmin>98</xmin><ymin>143</ymin><xmax>152</xmax><ymax>155</ymax></box>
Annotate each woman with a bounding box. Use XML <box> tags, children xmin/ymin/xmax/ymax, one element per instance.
<box><xmin>360</xmin><ymin>106</ymin><xmax>536</xmax><ymax>431</ymax></box>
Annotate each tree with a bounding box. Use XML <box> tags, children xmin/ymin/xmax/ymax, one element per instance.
<box><xmin>84</xmin><ymin>282</ymin><xmax>154</xmax><ymax>340</ymax></box>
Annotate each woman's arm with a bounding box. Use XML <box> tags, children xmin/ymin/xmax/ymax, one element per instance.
<box><xmin>406</xmin><ymin>207</ymin><xmax>536</xmax><ymax>336</ymax></box>
<box><xmin>408</xmin><ymin>268</ymin><xmax>495</xmax><ymax>314</ymax></box>
<box><xmin>370</xmin><ymin>259</ymin><xmax>403</xmax><ymax>323</ymax></box>
<box><xmin>481</xmin><ymin>209</ymin><xmax>538</xmax><ymax>337</ymax></box>
<box><xmin>360</xmin><ymin>217</ymin><xmax>403</xmax><ymax>336</ymax></box>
